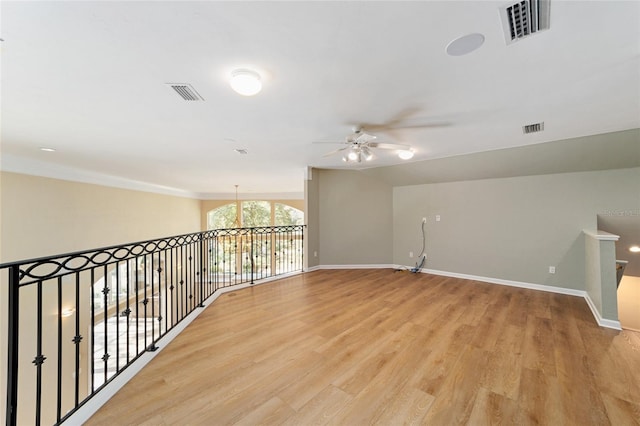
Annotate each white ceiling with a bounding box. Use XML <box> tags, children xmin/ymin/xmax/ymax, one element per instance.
<box><xmin>2</xmin><ymin>1</ymin><xmax>639</xmax><ymax>199</ymax></box>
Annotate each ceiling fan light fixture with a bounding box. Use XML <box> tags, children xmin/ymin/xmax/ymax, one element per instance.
<box><xmin>362</xmin><ymin>147</ymin><xmax>373</xmax><ymax>161</ymax></box>
<box><xmin>229</xmin><ymin>69</ymin><xmax>262</xmax><ymax>96</ymax></box>
<box><xmin>398</xmin><ymin>150</ymin><xmax>414</xmax><ymax>160</ymax></box>
<box><xmin>347</xmin><ymin>151</ymin><xmax>358</xmax><ymax>161</ymax></box>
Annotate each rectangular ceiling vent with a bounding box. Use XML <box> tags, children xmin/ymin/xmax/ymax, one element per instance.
<box><xmin>500</xmin><ymin>0</ymin><xmax>550</xmax><ymax>45</ymax></box>
<box><xmin>522</xmin><ymin>122</ymin><xmax>544</xmax><ymax>134</ymax></box>
<box><xmin>166</xmin><ymin>83</ymin><xmax>204</xmax><ymax>101</ymax></box>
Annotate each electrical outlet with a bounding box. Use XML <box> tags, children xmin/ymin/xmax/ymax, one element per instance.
<box><xmin>549</xmin><ymin>266</ymin><xmax>556</xmax><ymax>274</ymax></box>
<box><xmin>422</xmin><ymin>217</ymin><xmax>427</xmax><ymax>223</ymax></box>
<box><xmin>314</xmin><ymin>251</ymin><xmax>318</xmax><ymax>257</ymax></box>
<box><xmin>436</xmin><ymin>215</ymin><xmax>441</xmax><ymax>222</ymax></box>
<box><xmin>409</xmin><ymin>251</ymin><xmax>414</xmax><ymax>258</ymax></box>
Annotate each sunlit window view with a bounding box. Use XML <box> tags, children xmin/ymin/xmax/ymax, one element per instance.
<box><xmin>275</xmin><ymin>203</ymin><xmax>304</xmax><ymax>226</ymax></box>
<box><xmin>242</xmin><ymin>201</ymin><xmax>271</xmax><ymax>227</ymax></box>
<box><xmin>207</xmin><ymin>201</ymin><xmax>304</xmax><ymax>230</ymax></box>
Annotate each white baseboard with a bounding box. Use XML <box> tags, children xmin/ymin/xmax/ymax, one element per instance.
<box><xmin>583</xmin><ymin>291</ymin><xmax>622</xmax><ymax>330</ymax></box>
<box><xmin>312</xmin><ymin>264</ymin><xmax>397</xmax><ymax>270</ymax></box>
<box><xmin>390</xmin><ymin>265</ymin><xmax>621</xmax><ymax>330</ymax></box>
<box><xmin>417</xmin><ymin>267</ymin><xmax>585</xmax><ymax>297</ymax></box>
<box><xmin>305</xmin><ymin>265</ymin><xmax>322</xmax><ymax>272</ymax></box>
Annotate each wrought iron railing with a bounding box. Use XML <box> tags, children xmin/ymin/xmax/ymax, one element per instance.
<box><xmin>1</xmin><ymin>225</ymin><xmax>305</xmax><ymax>425</ymax></box>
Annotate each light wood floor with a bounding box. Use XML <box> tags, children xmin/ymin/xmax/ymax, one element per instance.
<box><xmin>87</xmin><ymin>269</ymin><xmax>640</xmax><ymax>425</ymax></box>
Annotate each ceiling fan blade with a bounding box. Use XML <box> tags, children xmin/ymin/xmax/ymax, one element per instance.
<box><xmin>389</xmin><ymin>121</ymin><xmax>451</xmax><ymax>130</ymax></box>
<box><xmin>313</xmin><ymin>141</ymin><xmax>345</xmax><ymax>144</ymax></box>
<box><xmin>355</xmin><ymin>132</ymin><xmax>376</xmax><ymax>143</ymax></box>
<box><xmin>368</xmin><ymin>142</ymin><xmax>410</xmax><ymax>150</ymax></box>
<box><xmin>366</xmin><ymin>121</ymin><xmax>451</xmax><ymax>132</ymax></box>
<box><xmin>322</xmin><ymin>147</ymin><xmax>349</xmax><ymax>157</ymax></box>
<box><xmin>354</xmin><ymin>107</ymin><xmax>422</xmax><ymax>132</ymax></box>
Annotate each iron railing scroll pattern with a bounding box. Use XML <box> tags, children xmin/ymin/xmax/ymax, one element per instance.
<box><xmin>1</xmin><ymin>225</ymin><xmax>304</xmax><ymax>426</ymax></box>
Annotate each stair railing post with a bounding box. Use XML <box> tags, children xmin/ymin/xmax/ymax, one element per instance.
<box><xmin>198</xmin><ymin>233</ymin><xmax>205</xmax><ymax>307</ymax></box>
<box><xmin>6</xmin><ymin>264</ymin><xmax>20</xmax><ymax>426</ymax></box>
<box><xmin>250</xmin><ymin>228</ymin><xmax>255</xmax><ymax>284</ymax></box>
<box><xmin>301</xmin><ymin>225</ymin><xmax>305</xmax><ymax>273</ymax></box>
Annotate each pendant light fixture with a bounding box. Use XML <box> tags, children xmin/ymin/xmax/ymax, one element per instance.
<box><xmin>232</xmin><ymin>184</ymin><xmax>241</xmax><ymax>228</ymax></box>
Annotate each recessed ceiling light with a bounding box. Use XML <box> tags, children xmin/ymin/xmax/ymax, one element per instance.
<box><xmin>630</xmin><ymin>246</ymin><xmax>640</xmax><ymax>253</ymax></box>
<box><xmin>398</xmin><ymin>150</ymin><xmax>414</xmax><ymax>160</ymax></box>
<box><xmin>229</xmin><ymin>69</ymin><xmax>262</xmax><ymax>96</ymax></box>
<box><xmin>40</xmin><ymin>147</ymin><xmax>56</xmax><ymax>152</ymax></box>
<box><xmin>446</xmin><ymin>33</ymin><xmax>485</xmax><ymax>56</ymax></box>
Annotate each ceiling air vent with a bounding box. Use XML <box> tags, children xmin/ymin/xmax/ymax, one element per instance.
<box><xmin>166</xmin><ymin>83</ymin><xmax>204</xmax><ymax>101</ymax></box>
<box><xmin>500</xmin><ymin>0</ymin><xmax>550</xmax><ymax>45</ymax></box>
<box><xmin>523</xmin><ymin>122</ymin><xmax>544</xmax><ymax>134</ymax></box>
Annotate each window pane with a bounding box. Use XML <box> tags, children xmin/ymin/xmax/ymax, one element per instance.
<box><xmin>275</xmin><ymin>203</ymin><xmax>304</xmax><ymax>226</ymax></box>
<box><xmin>242</xmin><ymin>201</ymin><xmax>271</xmax><ymax>227</ymax></box>
<box><xmin>207</xmin><ymin>203</ymin><xmax>238</xmax><ymax>230</ymax></box>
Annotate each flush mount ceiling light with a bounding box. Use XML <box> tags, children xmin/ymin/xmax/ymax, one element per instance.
<box><xmin>229</xmin><ymin>69</ymin><xmax>262</xmax><ymax>96</ymax></box>
<box><xmin>40</xmin><ymin>147</ymin><xmax>56</xmax><ymax>152</ymax></box>
<box><xmin>446</xmin><ymin>33</ymin><xmax>485</xmax><ymax>56</ymax></box>
<box><xmin>630</xmin><ymin>246</ymin><xmax>640</xmax><ymax>253</ymax></box>
<box><xmin>398</xmin><ymin>150</ymin><xmax>414</xmax><ymax>160</ymax></box>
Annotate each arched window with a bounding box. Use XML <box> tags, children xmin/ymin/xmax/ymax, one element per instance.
<box><xmin>275</xmin><ymin>203</ymin><xmax>304</xmax><ymax>226</ymax></box>
<box><xmin>242</xmin><ymin>201</ymin><xmax>271</xmax><ymax>227</ymax></box>
<box><xmin>207</xmin><ymin>201</ymin><xmax>303</xmax><ymax>229</ymax></box>
<box><xmin>207</xmin><ymin>203</ymin><xmax>237</xmax><ymax>230</ymax></box>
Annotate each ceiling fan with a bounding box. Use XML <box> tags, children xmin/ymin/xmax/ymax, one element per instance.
<box><xmin>314</xmin><ymin>127</ymin><xmax>413</xmax><ymax>163</ymax></box>
<box><xmin>314</xmin><ymin>108</ymin><xmax>450</xmax><ymax>163</ymax></box>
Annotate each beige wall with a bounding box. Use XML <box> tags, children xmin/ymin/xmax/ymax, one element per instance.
<box><xmin>585</xmin><ymin>232</ymin><xmax>620</xmax><ymax>322</ymax></box>
<box><xmin>0</xmin><ymin>172</ymin><xmax>202</xmax><ymax>423</ymax></box>
<box><xmin>1</xmin><ymin>172</ymin><xmax>202</xmax><ymax>262</ymax></box>
<box><xmin>393</xmin><ymin>167</ymin><xmax>640</xmax><ymax>300</ymax></box>
<box><xmin>305</xmin><ymin>169</ymin><xmax>320</xmax><ymax>268</ymax></box>
<box><xmin>618</xmin><ymin>275</ymin><xmax>640</xmax><ymax>331</ymax></box>
<box><xmin>314</xmin><ymin>169</ymin><xmax>393</xmax><ymax>265</ymax></box>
